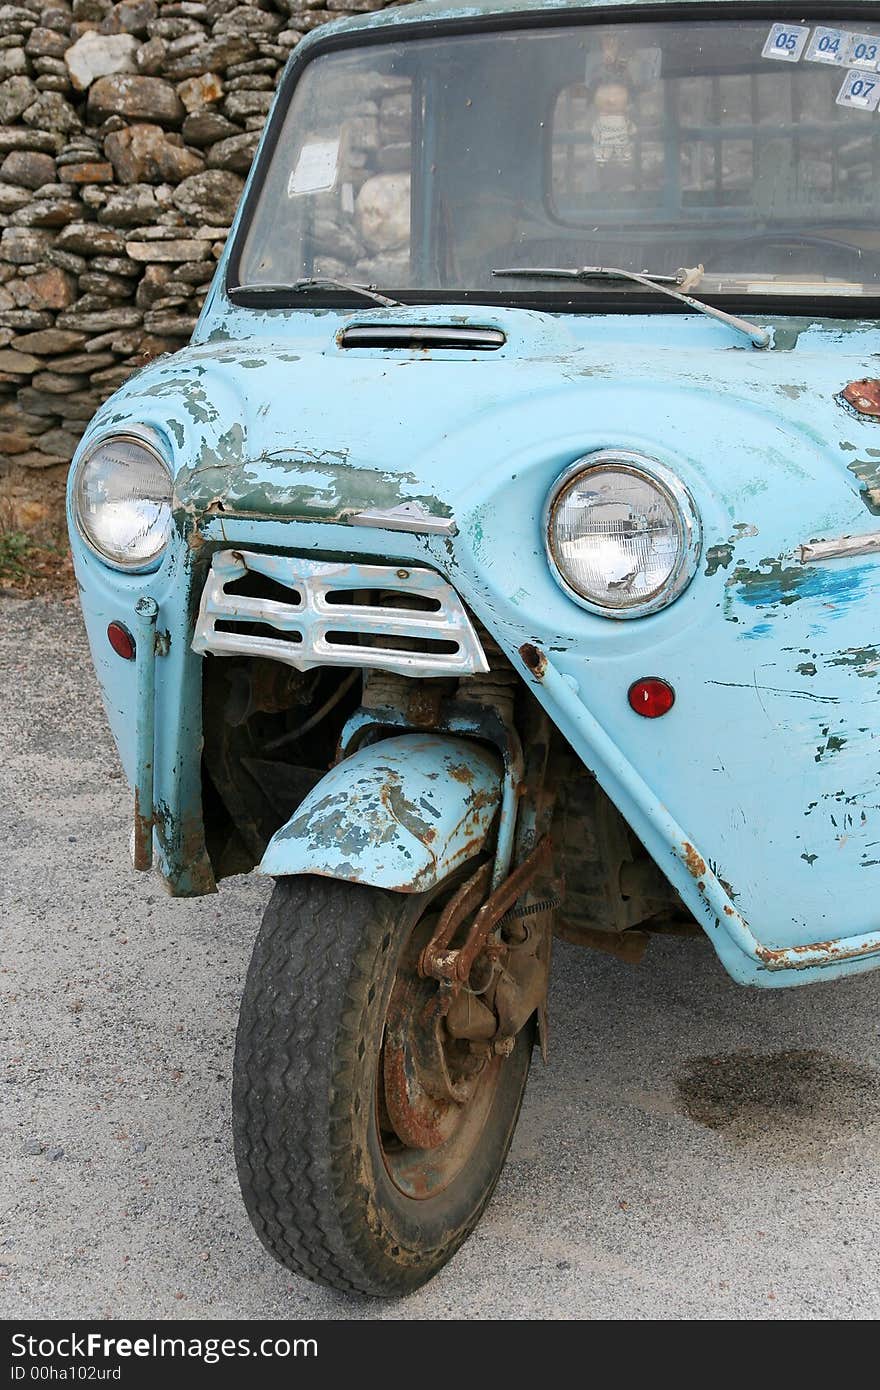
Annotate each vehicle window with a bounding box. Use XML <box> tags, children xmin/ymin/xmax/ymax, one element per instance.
<box><xmin>238</xmin><ymin>51</ymin><xmax>415</xmax><ymax>288</ymax></box>
<box><xmin>551</xmin><ymin>31</ymin><xmax>876</xmax><ymax>217</ymax></box>
<box><xmin>234</xmin><ymin>20</ymin><xmax>880</xmax><ymax>299</ymax></box>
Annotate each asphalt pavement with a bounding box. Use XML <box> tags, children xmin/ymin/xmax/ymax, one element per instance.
<box><xmin>2</xmin><ymin>595</ymin><xmax>879</xmax><ymax>1320</ymax></box>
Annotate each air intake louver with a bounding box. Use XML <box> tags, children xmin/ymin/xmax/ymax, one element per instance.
<box><xmin>338</xmin><ymin>325</ymin><xmax>506</xmax><ymax>351</ymax></box>
<box><xmin>193</xmin><ymin>551</ymin><xmax>490</xmax><ymax>678</ymax></box>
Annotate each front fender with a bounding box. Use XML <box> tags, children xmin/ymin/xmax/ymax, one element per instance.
<box><xmin>259</xmin><ymin>734</ymin><xmax>502</xmax><ymax>891</ymax></box>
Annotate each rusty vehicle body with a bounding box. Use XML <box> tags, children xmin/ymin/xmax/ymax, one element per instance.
<box><xmin>68</xmin><ymin>0</ymin><xmax>880</xmax><ymax>1294</ymax></box>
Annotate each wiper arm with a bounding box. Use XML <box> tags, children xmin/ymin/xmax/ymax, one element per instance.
<box><xmin>231</xmin><ymin>277</ymin><xmax>402</xmax><ymax>308</ymax></box>
<box><xmin>492</xmin><ymin>265</ymin><xmax>770</xmax><ymax>349</ymax></box>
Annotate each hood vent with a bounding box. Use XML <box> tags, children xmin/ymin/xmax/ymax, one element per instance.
<box><xmin>337</xmin><ymin>324</ymin><xmax>506</xmax><ymax>351</ymax></box>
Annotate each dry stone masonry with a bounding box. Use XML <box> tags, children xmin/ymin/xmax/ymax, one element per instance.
<box><xmin>0</xmin><ymin>0</ymin><xmax>403</xmax><ymax>532</ymax></box>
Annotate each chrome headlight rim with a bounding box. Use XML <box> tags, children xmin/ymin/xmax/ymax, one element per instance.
<box><xmin>72</xmin><ymin>426</ymin><xmax>173</xmax><ymax>574</ymax></box>
<box><xmin>544</xmin><ymin>450</ymin><xmax>702</xmax><ymax>619</ymax></box>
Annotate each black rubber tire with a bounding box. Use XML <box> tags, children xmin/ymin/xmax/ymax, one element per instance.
<box><xmin>232</xmin><ymin>873</ymin><xmax>534</xmax><ymax>1297</ymax></box>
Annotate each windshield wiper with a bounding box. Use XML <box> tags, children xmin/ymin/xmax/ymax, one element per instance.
<box><xmin>492</xmin><ymin>265</ymin><xmax>770</xmax><ymax>349</ymax></box>
<box><xmin>231</xmin><ymin>277</ymin><xmax>402</xmax><ymax>308</ymax></box>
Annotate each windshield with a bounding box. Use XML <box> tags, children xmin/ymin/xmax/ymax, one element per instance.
<box><xmin>233</xmin><ymin>17</ymin><xmax>880</xmax><ymax>301</ymax></box>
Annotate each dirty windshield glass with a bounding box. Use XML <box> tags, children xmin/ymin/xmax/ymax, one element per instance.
<box><xmin>234</xmin><ymin>19</ymin><xmax>880</xmax><ymax>298</ymax></box>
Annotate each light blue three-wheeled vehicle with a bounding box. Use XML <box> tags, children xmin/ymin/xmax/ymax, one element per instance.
<box><xmin>69</xmin><ymin>0</ymin><xmax>880</xmax><ymax>1294</ymax></box>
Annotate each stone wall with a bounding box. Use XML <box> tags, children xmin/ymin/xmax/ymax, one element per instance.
<box><xmin>0</xmin><ymin>0</ymin><xmax>400</xmax><ymax>533</ymax></box>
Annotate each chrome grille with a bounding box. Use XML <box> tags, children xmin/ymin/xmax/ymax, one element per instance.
<box><xmin>192</xmin><ymin>550</ymin><xmax>489</xmax><ymax>678</ymax></box>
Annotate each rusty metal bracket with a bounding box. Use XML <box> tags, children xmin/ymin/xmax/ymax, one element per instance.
<box><xmin>421</xmin><ymin>836</ymin><xmax>552</xmax><ymax>985</ymax></box>
<box><xmin>418</xmin><ymin>861</ymin><xmax>492</xmax><ymax>980</ymax></box>
<box><xmin>133</xmin><ymin>595</ymin><xmax>159</xmax><ymax>872</ymax></box>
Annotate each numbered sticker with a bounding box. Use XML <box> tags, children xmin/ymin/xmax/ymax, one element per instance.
<box><xmin>805</xmin><ymin>27</ymin><xmax>849</xmax><ymax>64</ymax></box>
<box><xmin>845</xmin><ymin>32</ymin><xmax>880</xmax><ymax>70</ymax></box>
<box><xmin>762</xmin><ymin>23</ymin><xmax>810</xmax><ymax>61</ymax></box>
<box><xmin>836</xmin><ymin>68</ymin><xmax>880</xmax><ymax>110</ymax></box>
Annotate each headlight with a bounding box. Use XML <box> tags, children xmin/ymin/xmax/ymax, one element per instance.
<box><xmin>73</xmin><ymin>431</ymin><xmax>172</xmax><ymax>571</ymax></box>
<box><xmin>545</xmin><ymin>451</ymin><xmax>701</xmax><ymax>618</ymax></box>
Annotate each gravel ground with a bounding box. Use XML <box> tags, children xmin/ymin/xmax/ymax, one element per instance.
<box><xmin>3</xmin><ymin>594</ymin><xmax>880</xmax><ymax>1321</ymax></box>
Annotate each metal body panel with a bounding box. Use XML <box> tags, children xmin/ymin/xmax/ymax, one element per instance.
<box><xmin>66</xmin><ymin>0</ymin><xmax>880</xmax><ymax>986</ymax></box>
<box><xmin>68</xmin><ymin>304</ymin><xmax>880</xmax><ymax>982</ymax></box>
<box><xmin>259</xmin><ymin>734</ymin><xmax>502</xmax><ymax>890</ymax></box>
<box><xmin>67</xmin><ymin>524</ymin><xmax>214</xmax><ymax>898</ymax></box>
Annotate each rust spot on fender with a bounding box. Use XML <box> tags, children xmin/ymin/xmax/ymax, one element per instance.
<box><xmin>133</xmin><ymin>787</ymin><xmax>152</xmax><ymax>872</ymax></box>
<box><xmin>756</xmin><ymin>935</ymin><xmax>880</xmax><ymax>967</ymax></box>
<box><xmin>682</xmin><ymin>842</ymin><xmax>707</xmax><ymax>880</ymax></box>
<box><xmin>448</xmin><ymin>762</ymin><xmax>475</xmax><ymax>785</ymax></box>
<box><xmin>519</xmin><ymin>642</ymin><xmax>547</xmax><ymax>678</ymax></box>
<box><xmin>839</xmin><ymin>378</ymin><xmax>880</xmax><ymax>420</ymax></box>
<box><xmin>149</xmin><ymin>800</ymin><xmax>216</xmax><ymax>896</ymax></box>
<box><xmin>468</xmin><ymin>788</ymin><xmax>495</xmax><ymax>812</ymax></box>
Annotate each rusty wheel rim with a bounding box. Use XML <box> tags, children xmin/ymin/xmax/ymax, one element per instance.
<box><xmin>377</xmin><ymin>913</ymin><xmax>503</xmax><ymax>1200</ymax></box>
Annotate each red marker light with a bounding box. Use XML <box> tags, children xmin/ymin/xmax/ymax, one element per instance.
<box><xmin>628</xmin><ymin>677</ymin><xmax>675</xmax><ymax>718</ymax></box>
<box><xmin>107</xmin><ymin>621</ymin><xmax>136</xmax><ymax>661</ymax></box>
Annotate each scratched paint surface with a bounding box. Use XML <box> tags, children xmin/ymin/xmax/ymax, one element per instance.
<box><xmin>260</xmin><ymin>734</ymin><xmax>502</xmax><ymax>889</ymax></box>
<box><xmin>66</xmin><ymin>0</ymin><xmax>880</xmax><ymax>988</ymax></box>
<box><xmin>68</xmin><ymin>304</ymin><xmax>880</xmax><ymax>982</ymax></box>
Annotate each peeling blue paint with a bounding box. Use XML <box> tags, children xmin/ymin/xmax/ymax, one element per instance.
<box><xmin>260</xmin><ymin>734</ymin><xmax>502</xmax><ymax>889</ymax></box>
<box><xmin>728</xmin><ymin>557</ymin><xmax>872</xmax><ymax>615</ymax></box>
<box><xmin>64</xmin><ymin>0</ymin><xmax>880</xmax><ymax>991</ymax></box>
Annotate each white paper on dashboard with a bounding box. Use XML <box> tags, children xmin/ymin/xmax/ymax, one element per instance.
<box><xmin>288</xmin><ymin>138</ymin><xmax>340</xmax><ymax>196</ymax></box>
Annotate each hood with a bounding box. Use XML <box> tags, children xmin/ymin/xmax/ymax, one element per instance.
<box><xmin>83</xmin><ymin>305</ymin><xmax>880</xmax><ymax>532</ymax></box>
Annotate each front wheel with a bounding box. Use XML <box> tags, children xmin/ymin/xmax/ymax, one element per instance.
<box><xmin>232</xmin><ymin>873</ymin><xmax>535</xmax><ymax>1296</ymax></box>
